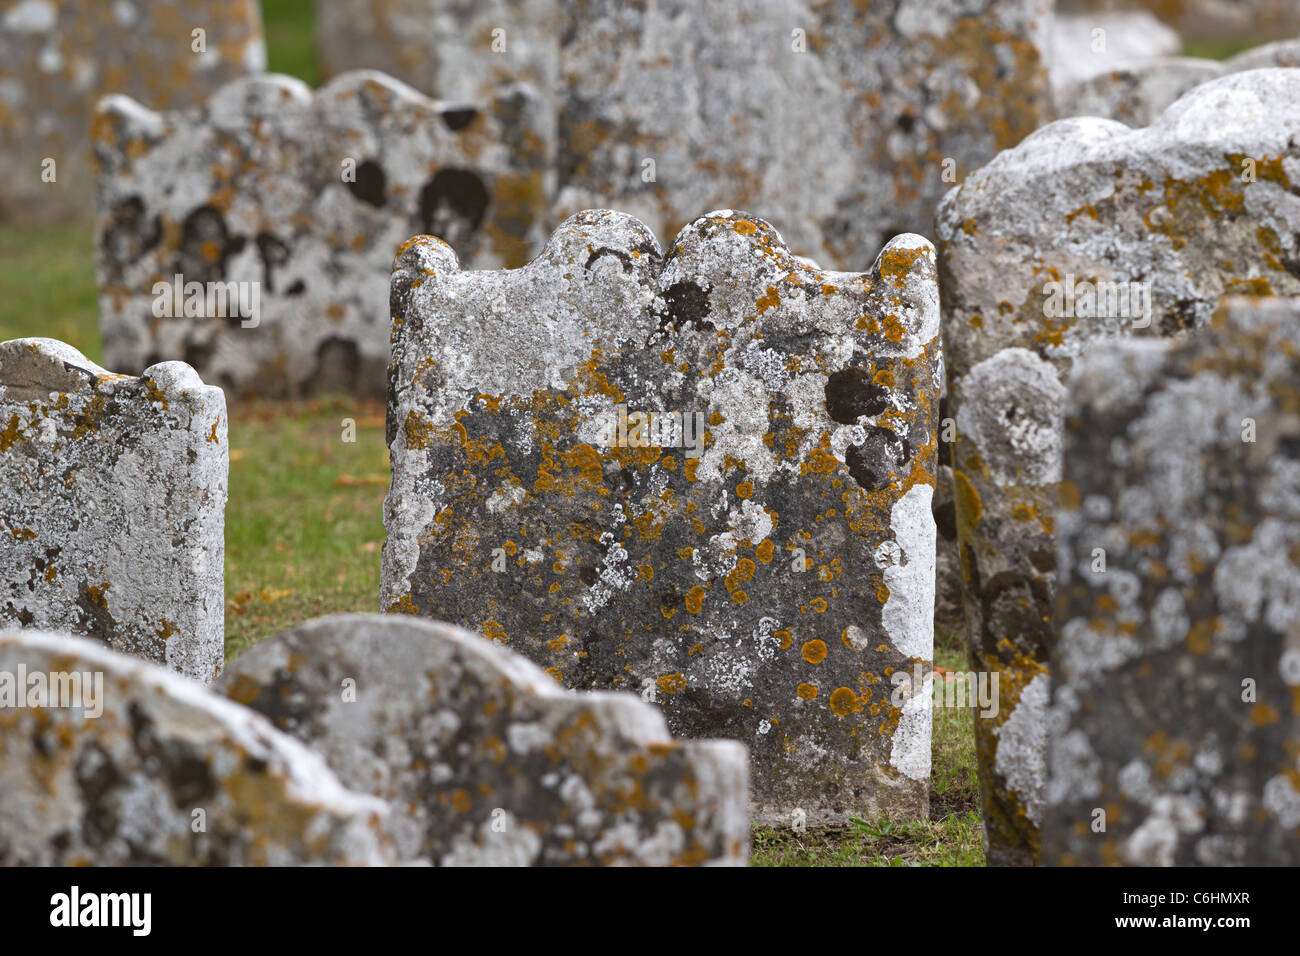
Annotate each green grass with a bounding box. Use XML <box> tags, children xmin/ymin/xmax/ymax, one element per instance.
<box><xmin>1182</xmin><ymin>38</ymin><xmax>1269</xmax><ymax>61</ymax></box>
<box><xmin>0</xmin><ymin>225</ymin><xmax>100</xmax><ymax>360</ymax></box>
<box><xmin>223</xmin><ymin>397</ymin><xmax>389</xmax><ymax>659</ymax></box>
<box><xmin>261</xmin><ymin>0</ymin><xmax>319</xmax><ymax>86</ymax></box>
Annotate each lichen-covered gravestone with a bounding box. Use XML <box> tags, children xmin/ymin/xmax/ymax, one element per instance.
<box><xmin>383</xmin><ymin>209</ymin><xmax>941</xmax><ymax>824</ymax></box>
<box><xmin>94</xmin><ymin>70</ymin><xmax>550</xmax><ymax>399</ymax></box>
<box><xmin>0</xmin><ymin>627</ymin><xmax>393</xmax><ymax>865</ymax></box>
<box><xmin>0</xmin><ymin>339</ymin><xmax>226</xmax><ymax>682</ymax></box>
<box><xmin>1057</xmin><ymin>39</ymin><xmax>1300</xmax><ymax>129</ymax></box>
<box><xmin>0</xmin><ymin>0</ymin><xmax>266</xmax><ymax>222</ymax></box>
<box><xmin>557</xmin><ymin>0</ymin><xmax>1052</xmax><ymax>270</ymax></box>
<box><xmin>1047</xmin><ymin>297</ymin><xmax>1300</xmax><ymax>866</ymax></box>
<box><xmin>220</xmin><ymin>614</ymin><xmax>749</xmax><ymax>865</ymax></box>
<box><xmin>316</xmin><ymin>0</ymin><xmax>559</xmax><ymax>107</ymax></box>
<box><xmin>935</xmin><ymin>69</ymin><xmax>1300</xmax><ymax>864</ymax></box>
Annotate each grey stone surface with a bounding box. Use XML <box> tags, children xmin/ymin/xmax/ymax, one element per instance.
<box><xmin>1059</xmin><ymin>57</ymin><xmax>1224</xmax><ymax>127</ymax></box>
<box><xmin>316</xmin><ymin>0</ymin><xmax>559</xmax><ymax>107</ymax></box>
<box><xmin>94</xmin><ymin>70</ymin><xmax>551</xmax><ymax>399</ymax></box>
<box><xmin>220</xmin><ymin>613</ymin><xmax>749</xmax><ymax>865</ymax></box>
<box><xmin>935</xmin><ymin>68</ymin><xmax>1300</xmax><ymax>864</ymax></box>
<box><xmin>0</xmin><ymin>627</ymin><xmax>393</xmax><ymax>865</ymax></box>
<box><xmin>1058</xmin><ymin>37</ymin><xmax>1300</xmax><ymax>128</ymax></box>
<box><xmin>556</xmin><ymin>0</ymin><xmax>1053</xmax><ymax>270</ymax></box>
<box><xmin>1047</xmin><ymin>11</ymin><xmax>1181</xmax><ymax>103</ymax></box>
<box><xmin>382</xmin><ymin>208</ymin><xmax>941</xmax><ymax>825</ymax></box>
<box><xmin>0</xmin><ymin>0</ymin><xmax>266</xmax><ymax>222</ymax></box>
<box><xmin>0</xmin><ymin>338</ymin><xmax>226</xmax><ymax>683</ymax></box>
<box><xmin>1046</xmin><ymin>297</ymin><xmax>1300</xmax><ymax>866</ymax></box>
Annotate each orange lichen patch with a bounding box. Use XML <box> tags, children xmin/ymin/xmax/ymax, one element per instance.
<box><xmin>796</xmin><ymin>683</ymin><xmax>818</xmax><ymax>700</ymax></box>
<box><xmin>953</xmin><ymin>469</ymin><xmax>982</xmax><ymax>529</ymax></box>
<box><xmin>755</xmin><ymin>539</ymin><xmax>775</xmax><ymax>563</ymax></box>
<box><xmin>481</xmin><ymin>619</ymin><xmax>507</xmax><ymax>643</ymax></box>
<box><xmin>1251</xmin><ymin>703</ymin><xmax>1280</xmax><ymax>727</ymax></box>
<box><xmin>656</xmin><ymin>673</ymin><xmax>688</xmax><ymax>695</ymax></box>
<box><xmin>756</xmin><ymin>285</ymin><xmax>780</xmax><ymax>314</ymax></box>
<box><xmin>774</xmin><ymin>630</ymin><xmax>792</xmax><ymax>650</ymax></box>
<box><xmin>684</xmin><ymin>585</ymin><xmax>706</xmax><ymax>614</ymax></box>
<box><xmin>809</xmin><ymin>597</ymin><xmax>828</xmax><ymax>613</ymax></box>
<box><xmin>1185</xmin><ymin>618</ymin><xmax>1215</xmax><ymax>656</ymax></box>
<box><xmin>735</xmin><ymin>480</ymin><xmax>754</xmax><ymax>499</ymax></box>
<box><xmin>546</xmin><ymin>634</ymin><xmax>570</xmax><ymax>653</ymax></box>
<box><xmin>801</xmin><ymin>639</ymin><xmax>828</xmax><ymax>664</ymax></box>
<box><xmin>828</xmin><ymin>687</ymin><xmax>861</xmax><ymax>717</ymax></box>
<box><xmin>154</xmin><ymin>619</ymin><xmax>178</xmax><ymax>642</ymax></box>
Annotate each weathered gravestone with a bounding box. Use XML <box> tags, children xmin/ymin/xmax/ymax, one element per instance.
<box><xmin>316</xmin><ymin>0</ymin><xmax>559</xmax><ymax>108</ymax></box>
<box><xmin>1046</xmin><ymin>297</ymin><xmax>1300</xmax><ymax>866</ymax></box>
<box><xmin>220</xmin><ymin>613</ymin><xmax>749</xmax><ymax>865</ymax></box>
<box><xmin>94</xmin><ymin>70</ymin><xmax>550</xmax><ymax>399</ymax></box>
<box><xmin>1058</xmin><ymin>0</ymin><xmax>1300</xmax><ymax>41</ymax></box>
<box><xmin>0</xmin><ymin>339</ymin><xmax>226</xmax><ymax>683</ymax></box>
<box><xmin>383</xmin><ymin>209</ymin><xmax>941</xmax><ymax>824</ymax></box>
<box><xmin>0</xmin><ymin>627</ymin><xmax>393</xmax><ymax>865</ymax></box>
<box><xmin>935</xmin><ymin>69</ymin><xmax>1300</xmax><ymax>864</ymax></box>
<box><xmin>0</xmin><ymin>0</ymin><xmax>266</xmax><ymax>222</ymax></box>
<box><xmin>1059</xmin><ymin>58</ymin><xmax>1224</xmax><ymax>128</ymax></box>
<box><xmin>557</xmin><ymin>0</ymin><xmax>1053</xmax><ymax>271</ymax></box>
<box><xmin>1047</xmin><ymin>11</ymin><xmax>1182</xmax><ymax>106</ymax></box>
<box><xmin>1058</xmin><ymin>39</ymin><xmax>1300</xmax><ymax>128</ymax></box>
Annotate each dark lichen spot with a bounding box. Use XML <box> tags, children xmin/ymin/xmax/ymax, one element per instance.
<box><xmin>845</xmin><ymin>426</ymin><xmax>909</xmax><ymax>491</ymax></box>
<box><xmin>659</xmin><ymin>280</ymin><xmax>713</xmax><ymax>332</ymax></box>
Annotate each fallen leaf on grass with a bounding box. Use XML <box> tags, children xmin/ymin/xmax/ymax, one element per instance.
<box><xmin>334</xmin><ymin>473</ymin><xmax>388</xmax><ymax>488</ymax></box>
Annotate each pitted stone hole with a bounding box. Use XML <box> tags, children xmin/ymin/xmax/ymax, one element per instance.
<box><xmin>346</xmin><ymin>159</ymin><xmax>387</xmax><ymax>208</ymax></box>
<box><xmin>418</xmin><ymin>169</ymin><xmax>489</xmax><ymax>247</ymax></box>
<box><xmin>440</xmin><ymin>107</ymin><xmax>479</xmax><ymax>132</ymax></box>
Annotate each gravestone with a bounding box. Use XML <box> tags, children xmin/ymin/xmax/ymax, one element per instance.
<box><xmin>220</xmin><ymin>613</ymin><xmax>749</xmax><ymax>865</ymax></box>
<box><xmin>1047</xmin><ymin>11</ymin><xmax>1182</xmax><ymax>105</ymax></box>
<box><xmin>0</xmin><ymin>0</ymin><xmax>266</xmax><ymax>222</ymax></box>
<box><xmin>0</xmin><ymin>339</ymin><xmax>226</xmax><ymax>683</ymax></box>
<box><xmin>1058</xmin><ymin>38</ymin><xmax>1300</xmax><ymax>128</ymax></box>
<box><xmin>383</xmin><ymin>209</ymin><xmax>941</xmax><ymax>824</ymax></box>
<box><xmin>94</xmin><ymin>70</ymin><xmax>550</xmax><ymax>399</ymax></box>
<box><xmin>557</xmin><ymin>0</ymin><xmax>1053</xmax><ymax>270</ymax></box>
<box><xmin>935</xmin><ymin>69</ymin><xmax>1300</xmax><ymax>864</ymax></box>
<box><xmin>1059</xmin><ymin>58</ymin><xmax>1224</xmax><ymax>127</ymax></box>
<box><xmin>1047</xmin><ymin>297</ymin><xmax>1300</xmax><ymax>866</ymax></box>
<box><xmin>0</xmin><ymin>627</ymin><xmax>393</xmax><ymax>865</ymax></box>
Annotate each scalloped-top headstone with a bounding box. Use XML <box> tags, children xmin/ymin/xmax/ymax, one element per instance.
<box><xmin>383</xmin><ymin>209</ymin><xmax>941</xmax><ymax>824</ymax></box>
<box><xmin>556</xmin><ymin>0</ymin><xmax>1052</xmax><ymax>270</ymax></box>
<box><xmin>220</xmin><ymin>613</ymin><xmax>749</xmax><ymax>865</ymax></box>
<box><xmin>936</xmin><ymin>69</ymin><xmax>1300</xmax><ymax>864</ymax></box>
<box><xmin>1047</xmin><ymin>297</ymin><xmax>1300</xmax><ymax>866</ymax></box>
<box><xmin>0</xmin><ymin>627</ymin><xmax>392</xmax><ymax>865</ymax></box>
<box><xmin>0</xmin><ymin>339</ymin><xmax>226</xmax><ymax>682</ymax></box>
<box><xmin>94</xmin><ymin>70</ymin><xmax>550</xmax><ymax>399</ymax></box>
<box><xmin>0</xmin><ymin>0</ymin><xmax>266</xmax><ymax>222</ymax></box>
